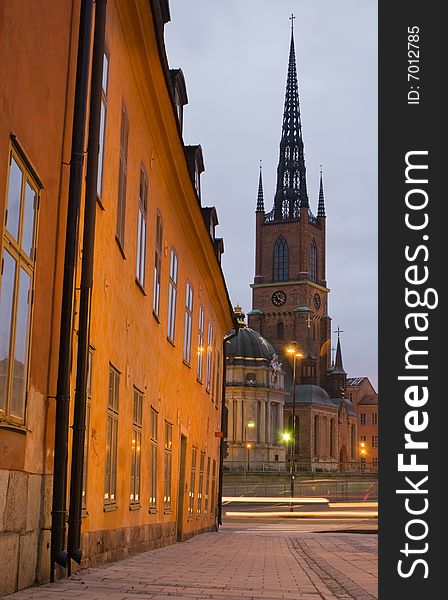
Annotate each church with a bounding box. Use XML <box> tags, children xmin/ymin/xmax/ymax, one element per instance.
<box><xmin>225</xmin><ymin>19</ymin><xmax>358</xmax><ymax>473</ymax></box>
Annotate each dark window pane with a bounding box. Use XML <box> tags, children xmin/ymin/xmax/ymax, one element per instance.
<box><xmin>0</xmin><ymin>251</ymin><xmax>16</xmax><ymax>412</ymax></box>
<box><xmin>22</xmin><ymin>181</ymin><xmax>36</xmax><ymax>257</ymax></box>
<box><xmin>6</xmin><ymin>157</ymin><xmax>22</xmax><ymax>240</ymax></box>
<box><xmin>11</xmin><ymin>268</ymin><xmax>31</xmax><ymax>420</ymax></box>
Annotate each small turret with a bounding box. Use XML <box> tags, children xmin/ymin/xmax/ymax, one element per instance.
<box><xmin>317</xmin><ymin>166</ymin><xmax>326</xmax><ymax>218</ymax></box>
<box><xmin>256</xmin><ymin>162</ymin><xmax>264</xmax><ymax>213</ymax></box>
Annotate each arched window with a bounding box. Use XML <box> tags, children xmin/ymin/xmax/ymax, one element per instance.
<box><xmin>245</xmin><ymin>373</ymin><xmax>256</xmax><ymax>386</ymax></box>
<box><xmin>273</xmin><ymin>236</ymin><xmax>288</xmax><ymax>281</ymax></box>
<box><xmin>277</xmin><ymin>322</ymin><xmax>284</xmax><ymax>340</ymax></box>
<box><xmin>310</xmin><ymin>240</ymin><xmax>318</xmax><ymax>283</ymax></box>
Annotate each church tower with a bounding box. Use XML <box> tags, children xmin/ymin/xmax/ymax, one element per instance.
<box><xmin>247</xmin><ymin>18</ymin><xmax>331</xmax><ymax>389</ymax></box>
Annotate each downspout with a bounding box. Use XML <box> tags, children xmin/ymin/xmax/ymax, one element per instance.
<box><xmin>51</xmin><ymin>0</ymin><xmax>93</xmax><ymax>577</ymax></box>
<box><xmin>67</xmin><ymin>0</ymin><xmax>107</xmax><ymax>570</ymax></box>
<box><xmin>218</xmin><ymin>322</ymin><xmax>239</xmax><ymax>526</ymax></box>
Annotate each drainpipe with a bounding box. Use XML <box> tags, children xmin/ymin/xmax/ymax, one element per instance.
<box><xmin>51</xmin><ymin>0</ymin><xmax>93</xmax><ymax>577</ymax></box>
<box><xmin>67</xmin><ymin>0</ymin><xmax>107</xmax><ymax>571</ymax></box>
<box><xmin>218</xmin><ymin>323</ymin><xmax>239</xmax><ymax>526</ymax></box>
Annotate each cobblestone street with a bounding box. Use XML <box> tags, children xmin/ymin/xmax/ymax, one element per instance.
<box><xmin>8</xmin><ymin>526</ymin><xmax>378</xmax><ymax>600</ymax></box>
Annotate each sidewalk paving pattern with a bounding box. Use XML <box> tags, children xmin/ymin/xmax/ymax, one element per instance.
<box><xmin>7</xmin><ymin>527</ymin><xmax>378</xmax><ymax>600</ymax></box>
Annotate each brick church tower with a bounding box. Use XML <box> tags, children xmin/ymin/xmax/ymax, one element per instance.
<box><xmin>247</xmin><ymin>20</ymin><xmax>333</xmax><ymax>392</ymax></box>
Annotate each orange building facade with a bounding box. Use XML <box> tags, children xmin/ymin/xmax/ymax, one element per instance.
<box><xmin>0</xmin><ymin>0</ymin><xmax>234</xmax><ymax>594</ymax></box>
<box><xmin>346</xmin><ymin>377</ymin><xmax>378</xmax><ymax>472</ymax></box>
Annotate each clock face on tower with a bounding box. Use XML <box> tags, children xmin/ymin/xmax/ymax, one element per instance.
<box><xmin>271</xmin><ymin>290</ymin><xmax>286</xmax><ymax>307</ymax></box>
<box><xmin>313</xmin><ymin>293</ymin><xmax>321</xmax><ymax>309</ymax></box>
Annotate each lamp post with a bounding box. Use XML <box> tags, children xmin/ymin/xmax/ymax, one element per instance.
<box><xmin>359</xmin><ymin>442</ymin><xmax>367</xmax><ymax>473</ymax></box>
<box><xmin>244</xmin><ymin>421</ymin><xmax>255</xmax><ymax>472</ymax></box>
<box><xmin>286</xmin><ymin>342</ymin><xmax>304</xmax><ymax>511</ymax></box>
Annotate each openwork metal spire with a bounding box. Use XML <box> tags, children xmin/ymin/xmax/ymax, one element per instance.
<box><xmin>256</xmin><ymin>161</ymin><xmax>264</xmax><ymax>212</ymax></box>
<box><xmin>318</xmin><ymin>166</ymin><xmax>326</xmax><ymax>217</ymax></box>
<box><xmin>333</xmin><ymin>327</ymin><xmax>346</xmax><ymax>374</ymax></box>
<box><xmin>272</xmin><ymin>16</ymin><xmax>309</xmax><ymax>221</ymax></box>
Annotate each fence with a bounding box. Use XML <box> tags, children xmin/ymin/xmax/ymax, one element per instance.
<box><xmin>223</xmin><ymin>459</ymin><xmax>378</xmax><ymax>475</ymax></box>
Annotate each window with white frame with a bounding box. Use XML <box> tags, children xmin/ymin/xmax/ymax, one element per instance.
<box><xmin>97</xmin><ymin>49</ymin><xmax>109</xmax><ymax>199</ymax></box>
<box><xmin>167</xmin><ymin>248</ymin><xmax>178</xmax><ymax>341</ymax></box>
<box><xmin>188</xmin><ymin>447</ymin><xmax>197</xmax><ymax>517</ymax></box>
<box><xmin>205</xmin><ymin>322</ymin><xmax>213</xmax><ymax>392</ymax></box>
<box><xmin>0</xmin><ymin>147</ymin><xmax>39</xmax><ymax>425</ymax></box>
<box><xmin>149</xmin><ymin>408</ymin><xmax>158</xmax><ymax>511</ymax></box>
<box><xmin>197</xmin><ymin>452</ymin><xmax>205</xmax><ymax>516</ymax></box>
<box><xmin>136</xmin><ymin>165</ymin><xmax>148</xmax><ymax>287</ymax></box>
<box><xmin>130</xmin><ymin>388</ymin><xmax>143</xmax><ymax>506</ymax></box>
<box><xmin>197</xmin><ymin>305</ymin><xmax>204</xmax><ymax>381</ymax></box>
<box><xmin>183</xmin><ymin>281</ymin><xmax>193</xmax><ymax>364</ymax></box>
<box><xmin>104</xmin><ymin>366</ymin><xmax>119</xmax><ymax>506</ymax></box>
<box><xmin>164</xmin><ymin>421</ymin><xmax>172</xmax><ymax>511</ymax></box>
<box><xmin>116</xmin><ymin>101</ymin><xmax>129</xmax><ymax>250</ymax></box>
<box><xmin>153</xmin><ymin>212</ymin><xmax>163</xmax><ymax>317</ymax></box>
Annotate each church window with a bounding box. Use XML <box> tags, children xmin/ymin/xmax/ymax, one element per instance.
<box><xmin>136</xmin><ymin>165</ymin><xmax>148</xmax><ymax>288</ymax></box>
<box><xmin>310</xmin><ymin>240</ymin><xmax>318</xmax><ymax>283</ymax></box>
<box><xmin>153</xmin><ymin>212</ymin><xmax>163</xmax><ymax>317</ymax></box>
<box><xmin>0</xmin><ymin>146</ymin><xmax>39</xmax><ymax>425</ymax></box>
<box><xmin>273</xmin><ymin>236</ymin><xmax>288</xmax><ymax>281</ymax></box>
<box><xmin>313</xmin><ymin>415</ymin><xmax>319</xmax><ymax>456</ymax></box>
<box><xmin>277</xmin><ymin>321</ymin><xmax>284</xmax><ymax>340</ymax></box>
<box><xmin>330</xmin><ymin>418</ymin><xmax>335</xmax><ymax>458</ymax></box>
<box><xmin>183</xmin><ymin>281</ymin><xmax>193</xmax><ymax>364</ymax></box>
<box><xmin>167</xmin><ymin>248</ymin><xmax>178</xmax><ymax>341</ymax></box>
<box><xmin>282</xmin><ymin>198</ymin><xmax>289</xmax><ymax>219</ymax></box>
<box><xmin>351</xmin><ymin>424</ymin><xmax>356</xmax><ymax>459</ymax></box>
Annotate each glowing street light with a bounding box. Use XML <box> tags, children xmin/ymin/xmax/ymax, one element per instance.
<box><xmin>359</xmin><ymin>442</ymin><xmax>367</xmax><ymax>473</ymax></box>
<box><xmin>244</xmin><ymin>421</ymin><xmax>256</xmax><ymax>471</ymax></box>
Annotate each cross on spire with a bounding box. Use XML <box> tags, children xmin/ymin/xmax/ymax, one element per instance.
<box><xmin>290</xmin><ymin>13</ymin><xmax>295</xmax><ymax>30</ymax></box>
<box><xmin>334</xmin><ymin>326</ymin><xmax>344</xmax><ymax>339</ymax></box>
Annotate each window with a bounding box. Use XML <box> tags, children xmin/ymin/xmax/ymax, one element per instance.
<box><xmin>310</xmin><ymin>240</ymin><xmax>318</xmax><ymax>283</ymax></box>
<box><xmin>197</xmin><ymin>305</ymin><xmax>204</xmax><ymax>381</ymax></box>
<box><xmin>136</xmin><ymin>165</ymin><xmax>148</xmax><ymax>287</ymax></box>
<box><xmin>153</xmin><ymin>212</ymin><xmax>163</xmax><ymax>317</ymax></box>
<box><xmin>116</xmin><ymin>102</ymin><xmax>129</xmax><ymax>250</ymax></box>
<box><xmin>273</xmin><ymin>236</ymin><xmax>288</xmax><ymax>281</ymax></box>
<box><xmin>82</xmin><ymin>348</ymin><xmax>93</xmax><ymax>510</ymax></box>
<box><xmin>313</xmin><ymin>415</ymin><xmax>319</xmax><ymax>456</ymax></box>
<box><xmin>204</xmin><ymin>457</ymin><xmax>211</xmax><ymax>515</ymax></box>
<box><xmin>351</xmin><ymin>425</ymin><xmax>356</xmax><ymax>459</ymax></box>
<box><xmin>360</xmin><ymin>413</ymin><xmax>366</xmax><ymax>426</ymax></box>
<box><xmin>277</xmin><ymin>321</ymin><xmax>284</xmax><ymax>340</ymax></box>
<box><xmin>330</xmin><ymin>418</ymin><xmax>335</xmax><ymax>458</ymax></box>
<box><xmin>167</xmin><ymin>248</ymin><xmax>178</xmax><ymax>341</ymax></box>
<box><xmin>360</xmin><ymin>435</ymin><xmax>366</xmax><ymax>442</ymax></box>
<box><xmin>205</xmin><ymin>322</ymin><xmax>214</xmax><ymax>392</ymax></box>
<box><xmin>164</xmin><ymin>422</ymin><xmax>172</xmax><ymax>511</ymax></box>
<box><xmin>97</xmin><ymin>49</ymin><xmax>109</xmax><ymax>199</ymax></box>
<box><xmin>183</xmin><ymin>281</ymin><xmax>193</xmax><ymax>364</ymax></box>
<box><xmin>372</xmin><ymin>457</ymin><xmax>378</xmax><ymax>468</ymax></box>
<box><xmin>130</xmin><ymin>388</ymin><xmax>143</xmax><ymax>506</ymax></box>
<box><xmin>1</xmin><ymin>148</ymin><xmax>39</xmax><ymax>425</ymax></box>
<box><xmin>197</xmin><ymin>452</ymin><xmax>205</xmax><ymax>516</ymax></box>
<box><xmin>372</xmin><ymin>412</ymin><xmax>378</xmax><ymax>425</ymax></box>
<box><xmin>104</xmin><ymin>366</ymin><xmax>119</xmax><ymax>507</ymax></box>
<box><xmin>149</xmin><ymin>408</ymin><xmax>158</xmax><ymax>511</ymax></box>
<box><xmin>372</xmin><ymin>435</ymin><xmax>378</xmax><ymax>448</ymax></box>
<box><xmin>188</xmin><ymin>447</ymin><xmax>197</xmax><ymax>518</ymax></box>
<box><xmin>245</xmin><ymin>372</ymin><xmax>256</xmax><ymax>386</ymax></box>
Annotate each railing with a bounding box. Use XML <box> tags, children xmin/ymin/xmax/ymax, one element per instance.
<box><xmin>223</xmin><ymin>459</ymin><xmax>378</xmax><ymax>475</ymax></box>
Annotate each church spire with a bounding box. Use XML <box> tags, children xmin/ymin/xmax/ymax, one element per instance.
<box><xmin>333</xmin><ymin>327</ymin><xmax>346</xmax><ymax>374</ymax></box>
<box><xmin>272</xmin><ymin>15</ymin><xmax>309</xmax><ymax>221</ymax></box>
<box><xmin>318</xmin><ymin>166</ymin><xmax>326</xmax><ymax>217</ymax></box>
<box><xmin>256</xmin><ymin>161</ymin><xmax>264</xmax><ymax>213</ymax></box>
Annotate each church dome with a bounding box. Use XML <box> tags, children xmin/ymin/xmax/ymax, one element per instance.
<box><xmin>226</xmin><ymin>326</ymin><xmax>276</xmax><ymax>366</ymax></box>
<box><xmin>286</xmin><ymin>384</ymin><xmax>337</xmax><ymax>409</ymax></box>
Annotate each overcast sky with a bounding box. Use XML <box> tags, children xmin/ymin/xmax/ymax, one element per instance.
<box><xmin>165</xmin><ymin>1</ymin><xmax>378</xmax><ymax>389</ymax></box>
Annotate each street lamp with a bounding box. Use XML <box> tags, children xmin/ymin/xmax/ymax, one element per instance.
<box><xmin>359</xmin><ymin>442</ymin><xmax>367</xmax><ymax>473</ymax></box>
<box><xmin>286</xmin><ymin>342</ymin><xmax>304</xmax><ymax>511</ymax></box>
<box><xmin>244</xmin><ymin>421</ymin><xmax>255</xmax><ymax>472</ymax></box>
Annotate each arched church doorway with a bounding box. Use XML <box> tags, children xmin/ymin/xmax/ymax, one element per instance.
<box><xmin>339</xmin><ymin>445</ymin><xmax>348</xmax><ymax>472</ymax></box>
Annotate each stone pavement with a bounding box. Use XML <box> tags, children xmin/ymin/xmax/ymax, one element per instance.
<box><xmin>7</xmin><ymin>526</ymin><xmax>378</xmax><ymax>600</ymax></box>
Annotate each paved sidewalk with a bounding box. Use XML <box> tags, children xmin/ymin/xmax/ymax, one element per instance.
<box><xmin>7</xmin><ymin>527</ymin><xmax>378</xmax><ymax>600</ymax></box>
